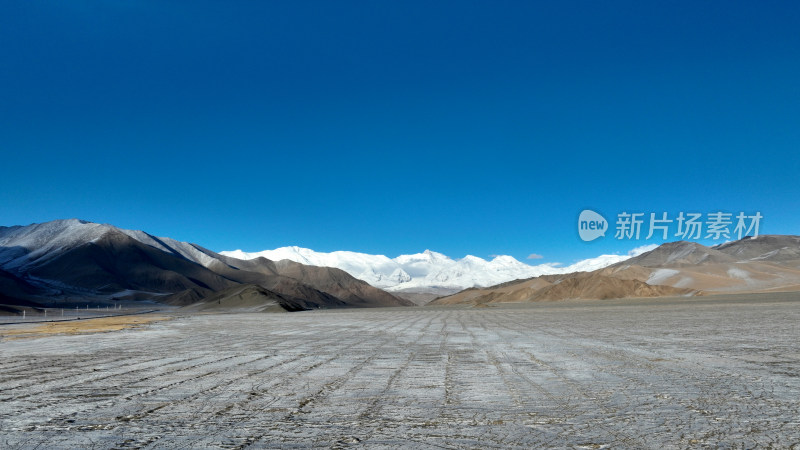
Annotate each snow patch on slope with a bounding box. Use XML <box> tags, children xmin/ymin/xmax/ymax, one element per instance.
<box><xmin>647</xmin><ymin>269</ymin><xmax>680</xmax><ymax>285</ymax></box>
<box><xmin>0</xmin><ymin>219</ymin><xmax>220</xmax><ymax>273</ymax></box>
<box><xmin>0</xmin><ymin>219</ymin><xmax>115</xmax><ymax>270</ymax></box>
<box><xmin>119</xmin><ymin>230</ymin><xmax>219</xmax><ymax>268</ymax></box>
<box><xmin>727</xmin><ymin>267</ymin><xmax>752</xmax><ymax>280</ymax></box>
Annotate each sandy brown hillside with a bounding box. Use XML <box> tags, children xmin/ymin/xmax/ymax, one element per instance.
<box><xmin>715</xmin><ymin>235</ymin><xmax>800</xmax><ymax>262</ymax></box>
<box><xmin>175</xmin><ymin>284</ymin><xmax>309</xmax><ymax>313</ymax></box>
<box><xmin>431</xmin><ymin>235</ymin><xmax>800</xmax><ymax>306</ymax></box>
<box><xmin>430</xmin><ymin>277</ymin><xmax>552</xmax><ymax>305</ymax></box>
<box><xmin>602</xmin><ymin>261</ymin><xmax>800</xmax><ymax>293</ymax></box>
<box><xmin>428</xmin><ymin>272</ymin><xmax>691</xmax><ymax>306</ymax></box>
<box><xmin>530</xmin><ymin>273</ymin><xmax>693</xmax><ymax>301</ymax></box>
<box><xmin>618</xmin><ymin>241</ymin><xmax>736</xmax><ymax>267</ymax></box>
<box><xmin>603</xmin><ymin>236</ymin><xmax>800</xmax><ymax>294</ymax></box>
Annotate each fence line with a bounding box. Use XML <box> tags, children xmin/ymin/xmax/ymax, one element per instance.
<box><xmin>0</xmin><ymin>307</ymin><xmax>161</xmax><ymax>326</ymax></box>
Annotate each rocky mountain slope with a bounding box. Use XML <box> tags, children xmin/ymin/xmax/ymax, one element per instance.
<box><xmin>222</xmin><ymin>245</ymin><xmax>656</xmax><ymax>302</ymax></box>
<box><xmin>5</xmin><ymin>219</ymin><xmax>797</xmax><ymax>310</ymax></box>
<box><xmin>170</xmin><ymin>284</ymin><xmax>310</xmax><ymax>313</ymax></box>
<box><xmin>0</xmin><ymin>219</ymin><xmax>412</xmax><ymax>311</ymax></box>
<box><xmin>430</xmin><ymin>236</ymin><xmax>800</xmax><ymax>305</ymax></box>
<box><xmin>603</xmin><ymin>236</ymin><xmax>800</xmax><ymax>293</ymax></box>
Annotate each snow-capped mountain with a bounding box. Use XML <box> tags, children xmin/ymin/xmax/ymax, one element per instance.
<box><xmin>0</xmin><ymin>219</ymin><xmax>652</xmax><ymax>298</ymax></box>
<box><xmin>0</xmin><ymin>219</ymin><xmax>412</xmax><ymax>309</ymax></box>
<box><xmin>0</xmin><ymin>219</ymin><xmax>217</xmax><ymax>272</ymax></box>
<box><xmin>221</xmin><ymin>245</ymin><xmax>658</xmax><ymax>295</ymax></box>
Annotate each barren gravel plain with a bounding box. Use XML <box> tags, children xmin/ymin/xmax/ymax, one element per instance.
<box><xmin>2</xmin><ymin>293</ymin><xmax>800</xmax><ymax>448</ymax></box>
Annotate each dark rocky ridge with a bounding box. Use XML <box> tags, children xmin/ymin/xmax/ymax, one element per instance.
<box><xmin>0</xmin><ymin>220</ymin><xmax>413</xmax><ymax>313</ymax></box>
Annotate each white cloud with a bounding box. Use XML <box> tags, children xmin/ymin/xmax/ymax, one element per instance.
<box><xmin>527</xmin><ymin>253</ymin><xmax>544</xmax><ymax>259</ymax></box>
<box><xmin>542</xmin><ymin>244</ymin><xmax>659</xmax><ymax>274</ymax></box>
<box><xmin>628</xmin><ymin>244</ymin><xmax>658</xmax><ymax>257</ymax></box>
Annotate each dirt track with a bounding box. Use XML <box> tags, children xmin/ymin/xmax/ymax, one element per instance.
<box><xmin>1</xmin><ymin>295</ymin><xmax>799</xmax><ymax>448</ymax></box>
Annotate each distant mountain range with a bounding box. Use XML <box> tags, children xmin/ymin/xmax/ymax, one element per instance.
<box><xmin>0</xmin><ymin>219</ymin><xmax>412</xmax><ymax>312</ymax></box>
<box><xmin>431</xmin><ymin>236</ymin><xmax>800</xmax><ymax>305</ymax></box>
<box><xmin>3</xmin><ymin>219</ymin><xmax>799</xmax><ymax>312</ymax></box>
<box><xmin>222</xmin><ymin>245</ymin><xmax>657</xmax><ymax>303</ymax></box>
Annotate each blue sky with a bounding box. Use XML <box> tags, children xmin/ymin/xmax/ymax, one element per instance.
<box><xmin>2</xmin><ymin>1</ymin><xmax>799</xmax><ymax>265</ymax></box>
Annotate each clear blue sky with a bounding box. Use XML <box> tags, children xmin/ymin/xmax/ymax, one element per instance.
<box><xmin>2</xmin><ymin>1</ymin><xmax>799</xmax><ymax>265</ymax></box>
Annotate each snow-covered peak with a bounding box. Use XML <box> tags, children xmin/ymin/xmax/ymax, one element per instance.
<box><xmin>394</xmin><ymin>249</ymin><xmax>448</xmax><ymax>264</ymax></box>
<box><xmin>1</xmin><ymin>219</ymin><xmax>659</xmax><ymax>296</ymax></box>
<box><xmin>0</xmin><ymin>219</ymin><xmax>118</xmax><ymax>270</ymax></box>
<box><xmin>221</xmin><ymin>245</ymin><xmax>644</xmax><ymax>292</ymax></box>
<box><xmin>119</xmin><ymin>229</ymin><xmax>220</xmax><ymax>268</ymax></box>
<box><xmin>222</xmin><ymin>246</ymin><xmax>402</xmax><ymax>287</ymax></box>
<box><xmin>0</xmin><ymin>219</ymin><xmax>221</xmax><ymax>272</ymax></box>
<box><xmin>489</xmin><ymin>255</ymin><xmax>520</xmax><ymax>265</ymax></box>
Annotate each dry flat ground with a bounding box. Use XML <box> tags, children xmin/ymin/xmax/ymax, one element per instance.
<box><xmin>1</xmin><ymin>294</ymin><xmax>800</xmax><ymax>448</ymax></box>
<box><xmin>0</xmin><ymin>315</ymin><xmax>170</xmax><ymax>340</ymax></box>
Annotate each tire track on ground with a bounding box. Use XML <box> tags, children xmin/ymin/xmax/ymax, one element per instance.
<box><xmin>233</xmin><ymin>311</ymin><xmax>439</xmax><ymax>449</ymax></box>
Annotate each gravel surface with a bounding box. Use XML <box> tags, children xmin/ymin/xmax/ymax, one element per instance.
<box><xmin>2</xmin><ymin>295</ymin><xmax>799</xmax><ymax>448</ymax></box>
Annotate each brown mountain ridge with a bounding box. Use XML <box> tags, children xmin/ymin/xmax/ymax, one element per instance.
<box><xmin>0</xmin><ymin>220</ymin><xmax>413</xmax><ymax>312</ymax></box>
<box><xmin>430</xmin><ymin>235</ymin><xmax>800</xmax><ymax>306</ymax></box>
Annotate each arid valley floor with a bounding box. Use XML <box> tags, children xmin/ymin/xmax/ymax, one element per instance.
<box><xmin>2</xmin><ymin>294</ymin><xmax>800</xmax><ymax>448</ymax></box>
